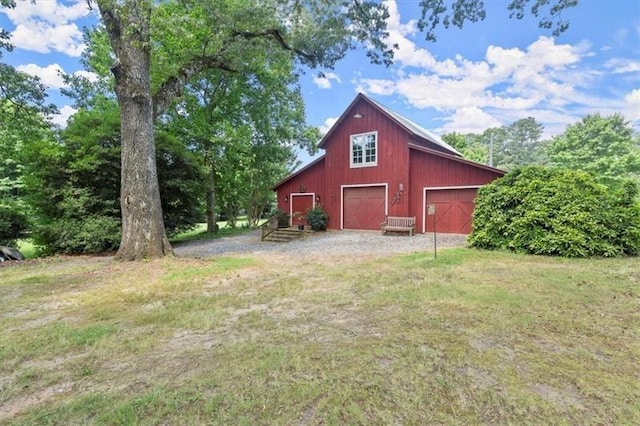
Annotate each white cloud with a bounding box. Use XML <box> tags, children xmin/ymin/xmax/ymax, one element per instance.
<box><xmin>73</xmin><ymin>70</ymin><xmax>100</xmax><ymax>83</ymax></box>
<box><xmin>382</xmin><ymin>5</ymin><xmax>439</xmax><ymax>72</ymax></box>
<box><xmin>319</xmin><ymin>116</ymin><xmax>338</xmax><ymax>135</ymax></box>
<box><xmin>17</xmin><ymin>63</ymin><xmax>65</xmax><ymax>88</ymax></box>
<box><xmin>384</xmin><ymin>0</ymin><xmax>418</xmax><ymax>37</ymax></box>
<box><xmin>356</xmin><ymin>1</ymin><xmax>621</xmax><ymax>137</ymax></box>
<box><xmin>604</xmin><ymin>58</ymin><xmax>640</xmax><ymax>74</ymax></box>
<box><xmin>11</xmin><ymin>22</ymin><xmax>85</xmax><ymax>57</ymax></box>
<box><xmin>313</xmin><ymin>72</ymin><xmax>341</xmax><ymax>89</ymax></box>
<box><xmin>435</xmin><ymin>107</ymin><xmax>502</xmax><ymax>134</ymax></box>
<box><xmin>356</xmin><ymin>78</ymin><xmax>396</xmax><ymax>96</ymax></box>
<box><xmin>525</xmin><ymin>36</ymin><xmax>582</xmax><ymax>67</ymax></box>
<box><xmin>51</xmin><ymin>105</ymin><xmax>77</xmax><ymax>128</ymax></box>
<box><xmin>623</xmin><ymin>89</ymin><xmax>640</xmax><ymax>122</ymax></box>
<box><xmin>5</xmin><ymin>0</ymin><xmax>89</xmax><ymax>25</ymax></box>
<box><xmin>16</xmin><ymin>63</ymin><xmax>100</xmax><ymax>90</ymax></box>
<box><xmin>5</xmin><ymin>0</ymin><xmax>91</xmax><ymax>56</ymax></box>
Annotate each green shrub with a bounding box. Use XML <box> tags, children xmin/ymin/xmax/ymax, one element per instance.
<box><xmin>29</xmin><ymin>187</ymin><xmax>121</xmax><ymax>255</ymax></box>
<box><xmin>23</xmin><ymin>106</ymin><xmax>205</xmax><ymax>255</ymax></box>
<box><xmin>306</xmin><ymin>205</ymin><xmax>329</xmax><ymax>231</ymax></box>
<box><xmin>469</xmin><ymin>166</ymin><xmax>640</xmax><ymax>257</ymax></box>
<box><xmin>0</xmin><ymin>203</ymin><xmax>29</xmax><ymax>247</ymax></box>
<box><xmin>34</xmin><ymin>216</ymin><xmax>121</xmax><ymax>256</ymax></box>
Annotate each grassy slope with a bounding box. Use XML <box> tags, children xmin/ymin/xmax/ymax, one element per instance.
<box><xmin>0</xmin><ymin>249</ymin><xmax>638</xmax><ymax>424</ymax></box>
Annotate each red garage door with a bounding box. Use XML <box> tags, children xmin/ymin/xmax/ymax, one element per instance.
<box><xmin>343</xmin><ymin>186</ymin><xmax>386</xmax><ymax>230</ymax></box>
<box><xmin>426</xmin><ymin>188</ymin><xmax>477</xmax><ymax>234</ymax></box>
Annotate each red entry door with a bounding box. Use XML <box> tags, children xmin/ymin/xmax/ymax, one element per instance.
<box><xmin>291</xmin><ymin>194</ymin><xmax>314</xmax><ymax>225</ymax></box>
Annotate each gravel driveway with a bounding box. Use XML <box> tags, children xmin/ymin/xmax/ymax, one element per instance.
<box><xmin>174</xmin><ymin>229</ymin><xmax>468</xmax><ymax>259</ymax></box>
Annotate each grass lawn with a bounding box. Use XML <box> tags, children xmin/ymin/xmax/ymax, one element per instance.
<box><xmin>169</xmin><ymin>220</ymin><xmax>255</xmax><ymax>245</ymax></box>
<box><xmin>0</xmin><ymin>248</ymin><xmax>638</xmax><ymax>424</ymax></box>
<box><xmin>15</xmin><ymin>240</ymin><xmax>36</xmax><ymax>259</ymax></box>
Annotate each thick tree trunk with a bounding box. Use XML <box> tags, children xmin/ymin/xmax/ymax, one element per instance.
<box><xmin>106</xmin><ymin>5</ymin><xmax>173</xmax><ymax>260</ymax></box>
<box><xmin>115</xmin><ymin>92</ymin><xmax>173</xmax><ymax>260</ymax></box>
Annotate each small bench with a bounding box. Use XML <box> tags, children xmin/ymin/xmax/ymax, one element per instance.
<box><xmin>380</xmin><ymin>216</ymin><xmax>415</xmax><ymax>236</ymax></box>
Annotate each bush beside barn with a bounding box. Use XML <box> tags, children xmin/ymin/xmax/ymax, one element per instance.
<box><xmin>468</xmin><ymin>166</ymin><xmax>640</xmax><ymax>257</ymax></box>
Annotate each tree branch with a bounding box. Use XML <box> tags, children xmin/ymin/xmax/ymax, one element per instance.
<box><xmin>95</xmin><ymin>2</ymin><xmax>123</xmax><ymax>79</ymax></box>
<box><xmin>152</xmin><ymin>55</ymin><xmax>236</xmax><ymax>118</ymax></box>
<box><xmin>154</xmin><ymin>27</ymin><xmax>314</xmax><ymax>118</ymax></box>
<box><xmin>232</xmin><ymin>29</ymin><xmax>316</xmax><ymax>64</ymax></box>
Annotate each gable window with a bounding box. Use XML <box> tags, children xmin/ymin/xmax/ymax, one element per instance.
<box><xmin>350</xmin><ymin>131</ymin><xmax>377</xmax><ymax>168</ymax></box>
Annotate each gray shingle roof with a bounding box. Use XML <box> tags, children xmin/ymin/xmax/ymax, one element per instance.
<box><xmin>363</xmin><ymin>94</ymin><xmax>462</xmax><ymax>156</ymax></box>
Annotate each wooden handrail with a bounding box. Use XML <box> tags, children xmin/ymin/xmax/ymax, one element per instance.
<box><xmin>261</xmin><ymin>211</ymin><xmax>286</xmax><ymax>241</ymax></box>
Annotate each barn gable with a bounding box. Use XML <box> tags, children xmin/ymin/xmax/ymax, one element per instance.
<box><xmin>319</xmin><ymin>93</ymin><xmax>461</xmax><ymax>156</ymax></box>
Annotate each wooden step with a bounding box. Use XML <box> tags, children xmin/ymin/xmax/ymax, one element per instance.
<box><xmin>262</xmin><ymin>227</ymin><xmax>311</xmax><ymax>242</ymax></box>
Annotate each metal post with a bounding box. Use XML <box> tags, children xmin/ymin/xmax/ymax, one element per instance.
<box><xmin>427</xmin><ymin>203</ymin><xmax>437</xmax><ymax>259</ymax></box>
<box><xmin>433</xmin><ymin>209</ymin><xmax>437</xmax><ymax>259</ymax></box>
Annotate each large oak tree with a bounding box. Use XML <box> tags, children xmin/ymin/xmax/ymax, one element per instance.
<box><xmin>94</xmin><ymin>0</ymin><xmax>393</xmax><ymax>259</ymax></box>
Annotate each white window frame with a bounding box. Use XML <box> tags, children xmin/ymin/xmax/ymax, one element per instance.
<box><xmin>350</xmin><ymin>131</ymin><xmax>378</xmax><ymax>168</ymax></box>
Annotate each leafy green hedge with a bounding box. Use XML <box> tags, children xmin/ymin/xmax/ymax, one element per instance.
<box><xmin>35</xmin><ymin>216</ymin><xmax>121</xmax><ymax>256</ymax></box>
<box><xmin>23</xmin><ymin>106</ymin><xmax>205</xmax><ymax>255</ymax></box>
<box><xmin>468</xmin><ymin>166</ymin><xmax>640</xmax><ymax>257</ymax></box>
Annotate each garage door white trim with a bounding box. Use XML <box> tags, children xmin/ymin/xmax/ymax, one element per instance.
<box><xmin>422</xmin><ymin>185</ymin><xmax>481</xmax><ymax>234</ymax></box>
<box><xmin>341</xmin><ymin>183</ymin><xmax>388</xmax><ymax>230</ymax></box>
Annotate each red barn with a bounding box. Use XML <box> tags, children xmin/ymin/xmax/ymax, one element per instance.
<box><xmin>272</xmin><ymin>93</ymin><xmax>504</xmax><ymax>234</ymax></box>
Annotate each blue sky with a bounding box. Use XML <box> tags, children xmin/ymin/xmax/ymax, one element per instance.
<box><xmin>2</xmin><ymin>0</ymin><xmax>639</xmax><ymax>161</ymax></box>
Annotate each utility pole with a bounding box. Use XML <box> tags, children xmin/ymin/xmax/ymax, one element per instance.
<box><xmin>488</xmin><ymin>133</ymin><xmax>494</xmax><ymax>167</ymax></box>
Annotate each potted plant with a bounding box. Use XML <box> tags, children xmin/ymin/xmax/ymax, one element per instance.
<box><xmin>293</xmin><ymin>211</ymin><xmax>306</xmax><ymax>230</ymax></box>
<box><xmin>306</xmin><ymin>205</ymin><xmax>329</xmax><ymax>231</ymax></box>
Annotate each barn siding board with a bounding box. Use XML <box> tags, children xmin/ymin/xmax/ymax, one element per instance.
<box><xmin>409</xmin><ymin>150</ymin><xmax>501</xmax><ymax>187</ymax></box>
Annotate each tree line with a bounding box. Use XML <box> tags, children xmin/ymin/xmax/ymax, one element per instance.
<box><xmin>442</xmin><ymin>115</ymin><xmax>640</xmax><ymax>187</ymax></box>
<box><xmin>1</xmin><ymin>18</ymin><xmax>322</xmax><ymax>253</ymax></box>
<box><xmin>4</xmin><ymin>97</ymin><xmax>637</xmax><ymax>255</ymax></box>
